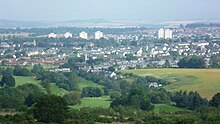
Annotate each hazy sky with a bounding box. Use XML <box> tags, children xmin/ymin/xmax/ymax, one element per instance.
<box><xmin>0</xmin><ymin>0</ymin><xmax>220</xmax><ymax>22</ymax></box>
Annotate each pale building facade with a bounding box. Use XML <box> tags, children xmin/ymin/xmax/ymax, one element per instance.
<box><xmin>95</xmin><ymin>31</ymin><xmax>104</xmax><ymax>39</ymax></box>
<box><xmin>79</xmin><ymin>31</ymin><xmax>88</xmax><ymax>39</ymax></box>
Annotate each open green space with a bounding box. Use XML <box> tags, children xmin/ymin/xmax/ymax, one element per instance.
<box><xmin>49</xmin><ymin>83</ymin><xmax>69</xmax><ymax>96</ymax></box>
<box><xmin>13</xmin><ymin>76</ymin><xmax>68</xmax><ymax>96</ymax></box>
<box><xmin>121</xmin><ymin>69</ymin><xmax>220</xmax><ymax>99</ymax></box>
<box><xmin>0</xmin><ymin>65</ymin><xmax>102</xmax><ymax>89</ymax></box>
<box><xmin>77</xmin><ymin>77</ymin><xmax>103</xmax><ymax>90</ymax></box>
<box><xmin>154</xmin><ymin>104</ymin><xmax>188</xmax><ymax>113</ymax></box>
<box><xmin>13</xmin><ymin>75</ymin><xmax>102</xmax><ymax>96</ymax></box>
<box><xmin>13</xmin><ymin>75</ymin><xmax>102</xmax><ymax>95</ymax></box>
<box><xmin>69</xmin><ymin>96</ymin><xmax>112</xmax><ymax>109</ymax></box>
<box><xmin>14</xmin><ymin>76</ymin><xmax>41</xmax><ymax>87</ymax></box>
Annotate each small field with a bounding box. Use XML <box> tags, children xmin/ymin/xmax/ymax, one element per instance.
<box><xmin>121</xmin><ymin>69</ymin><xmax>220</xmax><ymax>99</ymax></box>
<box><xmin>14</xmin><ymin>76</ymin><xmax>41</xmax><ymax>87</ymax></box>
<box><xmin>49</xmin><ymin>83</ymin><xmax>68</xmax><ymax>96</ymax></box>
<box><xmin>154</xmin><ymin>104</ymin><xmax>187</xmax><ymax>113</ymax></box>
<box><xmin>70</xmin><ymin>96</ymin><xmax>112</xmax><ymax>109</ymax></box>
<box><xmin>77</xmin><ymin>77</ymin><xmax>103</xmax><ymax>90</ymax></box>
<box><xmin>13</xmin><ymin>76</ymin><xmax>103</xmax><ymax>96</ymax></box>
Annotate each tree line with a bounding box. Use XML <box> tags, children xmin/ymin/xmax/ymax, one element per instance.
<box><xmin>178</xmin><ymin>54</ymin><xmax>220</xmax><ymax>68</ymax></box>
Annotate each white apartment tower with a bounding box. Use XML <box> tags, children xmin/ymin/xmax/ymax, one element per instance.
<box><xmin>164</xmin><ymin>29</ymin><xmax>173</xmax><ymax>39</ymax></box>
<box><xmin>158</xmin><ymin>28</ymin><xmax>165</xmax><ymax>39</ymax></box>
<box><xmin>158</xmin><ymin>28</ymin><xmax>173</xmax><ymax>39</ymax></box>
<box><xmin>95</xmin><ymin>31</ymin><xmax>104</xmax><ymax>39</ymax></box>
<box><xmin>79</xmin><ymin>31</ymin><xmax>88</xmax><ymax>39</ymax></box>
<box><xmin>64</xmin><ymin>32</ymin><xmax>73</xmax><ymax>38</ymax></box>
<box><xmin>48</xmin><ymin>33</ymin><xmax>57</xmax><ymax>38</ymax></box>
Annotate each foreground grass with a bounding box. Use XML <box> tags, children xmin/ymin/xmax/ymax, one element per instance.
<box><xmin>121</xmin><ymin>68</ymin><xmax>220</xmax><ymax>99</ymax></box>
<box><xmin>154</xmin><ymin>104</ymin><xmax>188</xmax><ymax>113</ymax></box>
<box><xmin>70</xmin><ymin>96</ymin><xmax>112</xmax><ymax>109</ymax></box>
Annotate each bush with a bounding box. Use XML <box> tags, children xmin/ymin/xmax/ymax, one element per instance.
<box><xmin>1</xmin><ymin>68</ymin><xmax>15</xmax><ymax>87</ymax></box>
<box><xmin>13</xmin><ymin>66</ymin><xmax>32</xmax><ymax>76</ymax></box>
<box><xmin>110</xmin><ymin>91</ymin><xmax>121</xmax><ymax>99</ymax></box>
<box><xmin>81</xmin><ymin>87</ymin><xmax>103</xmax><ymax>97</ymax></box>
<box><xmin>63</xmin><ymin>91</ymin><xmax>81</xmax><ymax>105</ymax></box>
<box><xmin>210</xmin><ymin>92</ymin><xmax>220</xmax><ymax>107</ymax></box>
<box><xmin>177</xmin><ymin>56</ymin><xmax>206</xmax><ymax>68</ymax></box>
<box><xmin>33</xmin><ymin>95</ymin><xmax>69</xmax><ymax>123</ymax></box>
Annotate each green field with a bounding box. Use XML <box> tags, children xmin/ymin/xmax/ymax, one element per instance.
<box><xmin>154</xmin><ymin>104</ymin><xmax>187</xmax><ymax>113</ymax></box>
<box><xmin>14</xmin><ymin>76</ymin><xmax>42</xmax><ymax>87</ymax></box>
<box><xmin>0</xmin><ymin>65</ymin><xmax>102</xmax><ymax>89</ymax></box>
<box><xmin>11</xmin><ymin>75</ymin><xmax>109</xmax><ymax>109</ymax></box>
<box><xmin>70</xmin><ymin>96</ymin><xmax>112</xmax><ymax>109</ymax></box>
<box><xmin>77</xmin><ymin>77</ymin><xmax>103</xmax><ymax>90</ymax></box>
<box><xmin>121</xmin><ymin>69</ymin><xmax>220</xmax><ymax>99</ymax></box>
<box><xmin>48</xmin><ymin>83</ymin><xmax>69</xmax><ymax>96</ymax></box>
<box><xmin>8</xmin><ymin>74</ymin><xmax>102</xmax><ymax>96</ymax></box>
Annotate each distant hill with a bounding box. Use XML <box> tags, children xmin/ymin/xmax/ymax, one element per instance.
<box><xmin>186</xmin><ymin>23</ymin><xmax>220</xmax><ymax>28</ymax></box>
<box><xmin>121</xmin><ymin>68</ymin><xmax>220</xmax><ymax>100</ymax></box>
<box><xmin>0</xmin><ymin>19</ymin><xmax>160</xmax><ymax>28</ymax></box>
<box><xmin>1</xmin><ymin>19</ymin><xmax>220</xmax><ymax>29</ymax></box>
<box><xmin>0</xmin><ymin>19</ymin><xmax>50</xmax><ymax>28</ymax></box>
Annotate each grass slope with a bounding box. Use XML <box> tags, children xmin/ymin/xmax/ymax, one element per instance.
<box><xmin>13</xmin><ymin>75</ymin><xmax>103</xmax><ymax>96</ymax></box>
<box><xmin>121</xmin><ymin>69</ymin><xmax>220</xmax><ymax>99</ymax></box>
<box><xmin>12</xmin><ymin>76</ymin><xmax>66</xmax><ymax>96</ymax></box>
<box><xmin>154</xmin><ymin>104</ymin><xmax>187</xmax><ymax>113</ymax></box>
<box><xmin>49</xmin><ymin>83</ymin><xmax>69</xmax><ymax>96</ymax></box>
<box><xmin>77</xmin><ymin>77</ymin><xmax>103</xmax><ymax>90</ymax></box>
<box><xmin>14</xmin><ymin>76</ymin><xmax>41</xmax><ymax>87</ymax></box>
<box><xmin>70</xmin><ymin>96</ymin><xmax>112</xmax><ymax>109</ymax></box>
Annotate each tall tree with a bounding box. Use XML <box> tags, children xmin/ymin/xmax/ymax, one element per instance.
<box><xmin>33</xmin><ymin>95</ymin><xmax>69</xmax><ymax>123</ymax></box>
<box><xmin>178</xmin><ymin>56</ymin><xmax>206</xmax><ymax>68</ymax></box>
<box><xmin>1</xmin><ymin>68</ymin><xmax>15</xmax><ymax>87</ymax></box>
<box><xmin>81</xmin><ymin>87</ymin><xmax>103</xmax><ymax>97</ymax></box>
<box><xmin>111</xmin><ymin>88</ymin><xmax>154</xmax><ymax>111</ymax></box>
<box><xmin>163</xmin><ymin>59</ymin><xmax>171</xmax><ymax>68</ymax></box>
<box><xmin>63</xmin><ymin>91</ymin><xmax>81</xmax><ymax>105</ymax></box>
<box><xmin>210</xmin><ymin>54</ymin><xmax>220</xmax><ymax>68</ymax></box>
<box><xmin>31</xmin><ymin>65</ymin><xmax>45</xmax><ymax>75</ymax></box>
<box><xmin>210</xmin><ymin>93</ymin><xmax>220</xmax><ymax>107</ymax></box>
<box><xmin>13</xmin><ymin>65</ymin><xmax>32</xmax><ymax>76</ymax></box>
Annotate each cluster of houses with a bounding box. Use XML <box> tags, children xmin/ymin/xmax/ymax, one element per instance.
<box><xmin>0</xmin><ymin>27</ymin><xmax>219</xmax><ymax>90</ymax></box>
<box><xmin>74</xmin><ymin>39</ymin><xmax>219</xmax><ymax>71</ymax></box>
<box><xmin>0</xmin><ymin>27</ymin><xmax>220</xmax><ymax>70</ymax></box>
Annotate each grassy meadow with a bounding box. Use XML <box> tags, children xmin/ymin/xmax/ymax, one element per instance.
<box><xmin>0</xmin><ymin>74</ymin><xmax>102</xmax><ymax>97</ymax></box>
<box><xmin>121</xmin><ymin>69</ymin><xmax>220</xmax><ymax>99</ymax></box>
<box><xmin>14</xmin><ymin>76</ymin><xmax>41</xmax><ymax>87</ymax></box>
<box><xmin>76</xmin><ymin>77</ymin><xmax>103</xmax><ymax>90</ymax></box>
<box><xmin>0</xmin><ymin>65</ymin><xmax>102</xmax><ymax>96</ymax></box>
<box><xmin>70</xmin><ymin>96</ymin><xmax>112</xmax><ymax>109</ymax></box>
<box><xmin>154</xmin><ymin>104</ymin><xmax>188</xmax><ymax>113</ymax></box>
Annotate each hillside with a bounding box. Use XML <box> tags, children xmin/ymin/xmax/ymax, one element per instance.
<box><xmin>5</xmin><ymin>75</ymin><xmax>102</xmax><ymax>97</ymax></box>
<box><xmin>121</xmin><ymin>69</ymin><xmax>220</xmax><ymax>99</ymax></box>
